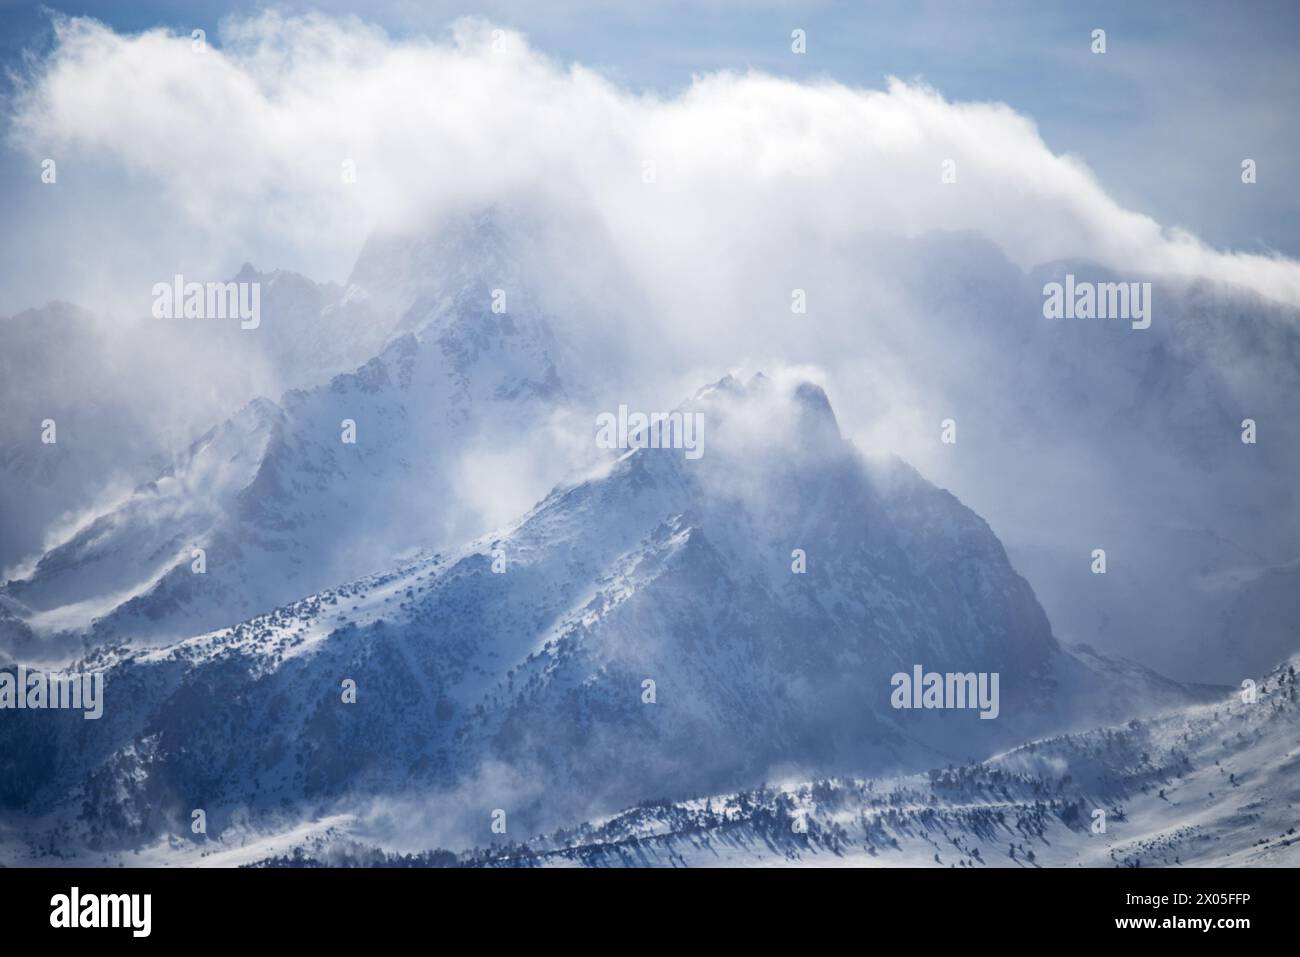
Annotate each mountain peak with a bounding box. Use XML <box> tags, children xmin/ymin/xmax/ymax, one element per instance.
<box><xmin>683</xmin><ymin>370</ymin><xmax>843</xmax><ymax>460</ymax></box>
<box><xmin>344</xmin><ymin>204</ymin><xmax>527</xmax><ymax>327</ymax></box>
<box><xmin>792</xmin><ymin>380</ymin><xmax>841</xmax><ymax>438</ymax></box>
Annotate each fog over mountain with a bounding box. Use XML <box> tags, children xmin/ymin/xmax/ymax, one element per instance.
<box><xmin>0</xmin><ymin>372</ymin><xmax>1222</xmax><ymax>857</ymax></box>
<box><xmin>0</xmin><ymin>10</ymin><xmax>1296</xmax><ymax>867</ymax></box>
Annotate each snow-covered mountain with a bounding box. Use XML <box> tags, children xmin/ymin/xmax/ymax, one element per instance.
<box><xmin>2</xmin><ymin>213</ymin><xmax>1293</xmax><ymax>867</ymax></box>
<box><xmin>0</xmin><ymin>210</ymin><xmax>575</xmax><ymax>658</ymax></box>
<box><xmin>0</xmin><ymin>373</ymin><xmax>1217</xmax><ymax>859</ymax></box>
<box><xmin>0</xmin><ymin>264</ymin><xmax>409</xmax><ymax>579</ymax></box>
<box><xmin>7</xmin><ymin>222</ymin><xmax>1298</xmax><ymax>692</ymax></box>
<box><xmin>265</xmin><ymin>654</ymin><xmax>1297</xmax><ymax>869</ymax></box>
<box><xmin>783</xmin><ymin>231</ymin><xmax>1300</xmax><ymax>685</ymax></box>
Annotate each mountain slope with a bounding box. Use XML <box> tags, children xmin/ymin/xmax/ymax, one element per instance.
<box><xmin>0</xmin><ymin>373</ymin><xmax>1215</xmax><ymax>858</ymax></box>
<box><xmin>1</xmin><ymin>210</ymin><xmax>572</xmax><ymax>656</ymax></box>
<box><xmin>0</xmin><ymin>264</ymin><xmax>410</xmax><ymax>580</ymax></box>
<box><xmin>442</xmin><ymin>654</ymin><xmax>1300</xmax><ymax>868</ymax></box>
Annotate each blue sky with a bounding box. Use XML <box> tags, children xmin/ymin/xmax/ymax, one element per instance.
<box><xmin>2</xmin><ymin>0</ymin><xmax>1298</xmax><ymax>314</ymax></box>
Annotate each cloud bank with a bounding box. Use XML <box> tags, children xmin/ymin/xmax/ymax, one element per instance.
<box><xmin>10</xmin><ymin>10</ymin><xmax>1300</xmax><ymax>314</ymax></box>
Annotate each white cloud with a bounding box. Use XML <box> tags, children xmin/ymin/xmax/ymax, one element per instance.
<box><xmin>12</xmin><ymin>10</ymin><xmax>1300</xmax><ymax>313</ymax></box>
